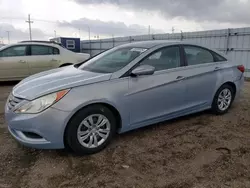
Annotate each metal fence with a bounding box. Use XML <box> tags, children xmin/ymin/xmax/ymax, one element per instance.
<box><xmin>81</xmin><ymin>27</ymin><xmax>250</xmax><ymax>77</ymax></box>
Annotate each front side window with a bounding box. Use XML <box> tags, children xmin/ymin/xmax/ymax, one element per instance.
<box><xmin>80</xmin><ymin>47</ymin><xmax>147</xmax><ymax>73</ymax></box>
<box><xmin>184</xmin><ymin>46</ymin><xmax>214</xmax><ymax>66</ymax></box>
<box><xmin>0</xmin><ymin>46</ymin><xmax>27</xmax><ymax>57</ymax></box>
<box><xmin>140</xmin><ymin>46</ymin><xmax>181</xmax><ymax>71</ymax></box>
<box><xmin>31</xmin><ymin>45</ymin><xmax>53</xmax><ymax>56</ymax></box>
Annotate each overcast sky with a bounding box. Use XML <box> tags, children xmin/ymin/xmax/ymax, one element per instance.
<box><xmin>0</xmin><ymin>0</ymin><xmax>250</xmax><ymax>43</ymax></box>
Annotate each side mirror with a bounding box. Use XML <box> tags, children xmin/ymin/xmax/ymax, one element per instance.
<box><xmin>131</xmin><ymin>65</ymin><xmax>155</xmax><ymax>76</ymax></box>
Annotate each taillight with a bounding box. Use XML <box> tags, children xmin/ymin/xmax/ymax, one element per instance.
<box><xmin>237</xmin><ymin>65</ymin><xmax>245</xmax><ymax>73</ymax></box>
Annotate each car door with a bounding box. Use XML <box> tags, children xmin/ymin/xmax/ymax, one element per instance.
<box><xmin>26</xmin><ymin>45</ymin><xmax>59</xmax><ymax>75</ymax></box>
<box><xmin>127</xmin><ymin>45</ymin><xmax>188</xmax><ymax>127</ymax></box>
<box><xmin>180</xmin><ymin>45</ymin><xmax>222</xmax><ymax>110</ymax></box>
<box><xmin>0</xmin><ymin>45</ymin><xmax>29</xmax><ymax>80</ymax></box>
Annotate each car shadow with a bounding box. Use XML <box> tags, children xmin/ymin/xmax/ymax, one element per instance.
<box><xmin>116</xmin><ymin>110</ymin><xmax>211</xmax><ymax>138</ymax></box>
<box><xmin>0</xmin><ymin>81</ymin><xmax>19</xmax><ymax>86</ymax></box>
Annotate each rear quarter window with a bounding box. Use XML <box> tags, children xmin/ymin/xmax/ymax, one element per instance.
<box><xmin>212</xmin><ymin>52</ymin><xmax>227</xmax><ymax>62</ymax></box>
<box><xmin>53</xmin><ymin>47</ymin><xmax>60</xmax><ymax>55</ymax></box>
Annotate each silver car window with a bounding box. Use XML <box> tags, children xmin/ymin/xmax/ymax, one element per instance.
<box><xmin>140</xmin><ymin>46</ymin><xmax>181</xmax><ymax>71</ymax></box>
<box><xmin>184</xmin><ymin>46</ymin><xmax>214</xmax><ymax>66</ymax></box>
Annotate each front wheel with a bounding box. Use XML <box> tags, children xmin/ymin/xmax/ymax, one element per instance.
<box><xmin>65</xmin><ymin>105</ymin><xmax>116</xmax><ymax>155</ymax></box>
<box><xmin>211</xmin><ymin>84</ymin><xmax>235</xmax><ymax>115</ymax></box>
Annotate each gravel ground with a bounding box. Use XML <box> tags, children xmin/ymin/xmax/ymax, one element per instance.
<box><xmin>0</xmin><ymin>82</ymin><xmax>250</xmax><ymax>188</ymax></box>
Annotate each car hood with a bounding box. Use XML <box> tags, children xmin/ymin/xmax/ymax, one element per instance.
<box><xmin>13</xmin><ymin>66</ymin><xmax>112</xmax><ymax>100</ymax></box>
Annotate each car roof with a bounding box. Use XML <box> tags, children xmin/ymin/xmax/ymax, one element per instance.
<box><xmin>0</xmin><ymin>41</ymin><xmax>62</xmax><ymax>50</ymax></box>
<box><xmin>18</xmin><ymin>41</ymin><xmax>60</xmax><ymax>46</ymax></box>
<box><xmin>117</xmin><ymin>40</ymin><xmax>182</xmax><ymax>49</ymax></box>
<box><xmin>115</xmin><ymin>40</ymin><xmax>226</xmax><ymax>57</ymax></box>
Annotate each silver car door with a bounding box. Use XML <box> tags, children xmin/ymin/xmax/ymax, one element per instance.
<box><xmin>127</xmin><ymin>45</ymin><xmax>187</xmax><ymax>128</ymax></box>
<box><xmin>0</xmin><ymin>45</ymin><xmax>29</xmax><ymax>80</ymax></box>
<box><xmin>180</xmin><ymin>45</ymin><xmax>222</xmax><ymax>109</ymax></box>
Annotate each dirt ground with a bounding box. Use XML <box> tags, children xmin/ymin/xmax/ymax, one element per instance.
<box><xmin>0</xmin><ymin>82</ymin><xmax>250</xmax><ymax>188</ymax></box>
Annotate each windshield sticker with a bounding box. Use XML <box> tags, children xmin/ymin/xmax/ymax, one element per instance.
<box><xmin>130</xmin><ymin>48</ymin><xmax>147</xmax><ymax>53</ymax></box>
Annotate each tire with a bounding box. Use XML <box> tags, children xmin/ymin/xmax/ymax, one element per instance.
<box><xmin>65</xmin><ymin>105</ymin><xmax>116</xmax><ymax>155</ymax></box>
<box><xmin>211</xmin><ymin>84</ymin><xmax>235</xmax><ymax>115</ymax></box>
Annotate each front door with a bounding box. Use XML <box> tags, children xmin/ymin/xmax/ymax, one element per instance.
<box><xmin>0</xmin><ymin>45</ymin><xmax>29</xmax><ymax>80</ymax></box>
<box><xmin>127</xmin><ymin>45</ymin><xmax>187</xmax><ymax>127</ymax></box>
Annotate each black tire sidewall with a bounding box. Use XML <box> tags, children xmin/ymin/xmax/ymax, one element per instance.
<box><xmin>65</xmin><ymin>105</ymin><xmax>116</xmax><ymax>155</ymax></box>
<box><xmin>212</xmin><ymin>84</ymin><xmax>235</xmax><ymax>115</ymax></box>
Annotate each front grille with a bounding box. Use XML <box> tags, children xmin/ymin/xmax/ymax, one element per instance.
<box><xmin>8</xmin><ymin>94</ymin><xmax>23</xmax><ymax>110</ymax></box>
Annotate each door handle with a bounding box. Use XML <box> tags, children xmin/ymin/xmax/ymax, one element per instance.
<box><xmin>19</xmin><ymin>60</ymin><xmax>26</xmax><ymax>63</ymax></box>
<box><xmin>176</xmin><ymin>76</ymin><xmax>185</xmax><ymax>80</ymax></box>
<box><xmin>50</xmin><ymin>59</ymin><xmax>58</xmax><ymax>62</ymax></box>
<box><xmin>214</xmin><ymin>67</ymin><xmax>221</xmax><ymax>71</ymax></box>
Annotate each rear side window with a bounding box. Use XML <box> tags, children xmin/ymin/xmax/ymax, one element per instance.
<box><xmin>0</xmin><ymin>46</ymin><xmax>27</xmax><ymax>57</ymax></box>
<box><xmin>31</xmin><ymin>45</ymin><xmax>53</xmax><ymax>56</ymax></box>
<box><xmin>184</xmin><ymin>46</ymin><xmax>214</xmax><ymax>66</ymax></box>
<box><xmin>53</xmin><ymin>47</ymin><xmax>60</xmax><ymax>55</ymax></box>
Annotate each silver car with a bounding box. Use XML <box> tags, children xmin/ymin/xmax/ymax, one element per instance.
<box><xmin>5</xmin><ymin>41</ymin><xmax>245</xmax><ymax>155</ymax></box>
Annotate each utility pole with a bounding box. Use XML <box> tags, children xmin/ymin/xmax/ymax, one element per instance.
<box><xmin>26</xmin><ymin>14</ymin><xmax>33</xmax><ymax>40</ymax></box>
<box><xmin>148</xmin><ymin>25</ymin><xmax>151</xmax><ymax>35</ymax></box>
<box><xmin>78</xmin><ymin>28</ymin><xmax>81</xmax><ymax>39</ymax></box>
<box><xmin>0</xmin><ymin>26</ymin><xmax>2</xmax><ymax>43</ymax></box>
<box><xmin>172</xmin><ymin>27</ymin><xmax>175</xmax><ymax>33</ymax></box>
<box><xmin>87</xmin><ymin>26</ymin><xmax>90</xmax><ymax>41</ymax></box>
<box><xmin>6</xmin><ymin>31</ymin><xmax>10</xmax><ymax>44</ymax></box>
<box><xmin>54</xmin><ymin>30</ymin><xmax>57</xmax><ymax>38</ymax></box>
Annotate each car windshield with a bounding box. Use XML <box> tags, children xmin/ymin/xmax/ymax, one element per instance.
<box><xmin>79</xmin><ymin>47</ymin><xmax>148</xmax><ymax>73</ymax></box>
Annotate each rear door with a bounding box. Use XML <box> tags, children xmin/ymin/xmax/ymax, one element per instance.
<box><xmin>180</xmin><ymin>45</ymin><xmax>225</xmax><ymax>109</ymax></box>
<box><xmin>0</xmin><ymin>45</ymin><xmax>29</xmax><ymax>80</ymax></box>
<box><xmin>26</xmin><ymin>45</ymin><xmax>61</xmax><ymax>75</ymax></box>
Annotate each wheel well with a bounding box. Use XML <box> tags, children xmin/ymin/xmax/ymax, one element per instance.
<box><xmin>96</xmin><ymin>103</ymin><xmax>122</xmax><ymax>130</ymax></box>
<box><xmin>60</xmin><ymin>63</ymin><xmax>72</xmax><ymax>67</ymax></box>
<box><xmin>63</xmin><ymin>103</ymin><xmax>122</xmax><ymax>149</ymax></box>
<box><xmin>222</xmin><ymin>82</ymin><xmax>236</xmax><ymax>95</ymax></box>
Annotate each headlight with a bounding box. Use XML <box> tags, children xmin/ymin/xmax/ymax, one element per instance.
<box><xmin>15</xmin><ymin>89</ymin><xmax>70</xmax><ymax>114</ymax></box>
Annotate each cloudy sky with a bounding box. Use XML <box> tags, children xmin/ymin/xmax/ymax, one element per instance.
<box><xmin>0</xmin><ymin>0</ymin><xmax>250</xmax><ymax>44</ymax></box>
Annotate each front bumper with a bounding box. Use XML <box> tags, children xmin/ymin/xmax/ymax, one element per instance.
<box><xmin>5</xmin><ymin>104</ymin><xmax>71</xmax><ymax>149</ymax></box>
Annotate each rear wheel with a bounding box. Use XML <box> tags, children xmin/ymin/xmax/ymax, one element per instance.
<box><xmin>65</xmin><ymin>105</ymin><xmax>116</xmax><ymax>155</ymax></box>
<box><xmin>211</xmin><ymin>84</ymin><xmax>235</xmax><ymax>115</ymax></box>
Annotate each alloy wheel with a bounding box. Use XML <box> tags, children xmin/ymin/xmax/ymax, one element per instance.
<box><xmin>77</xmin><ymin>114</ymin><xmax>111</xmax><ymax>148</ymax></box>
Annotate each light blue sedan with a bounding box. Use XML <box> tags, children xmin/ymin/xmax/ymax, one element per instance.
<box><xmin>5</xmin><ymin>41</ymin><xmax>245</xmax><ymax>155</ymax></box>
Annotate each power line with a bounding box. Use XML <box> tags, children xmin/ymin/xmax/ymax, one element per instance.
<box><xmin>32</xmin><ymin>19</ymin><xmax>58</xmax><ymax>23</ymax></box>
<box><xmin>26</xmin><ymin>14</ymin><xmax>33</xmax><ymax>40</ymax></box>
<box><xmin>0</xmin><ymin>16</ymin><xmax>57</xmax><ymax>23</ymax></box>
